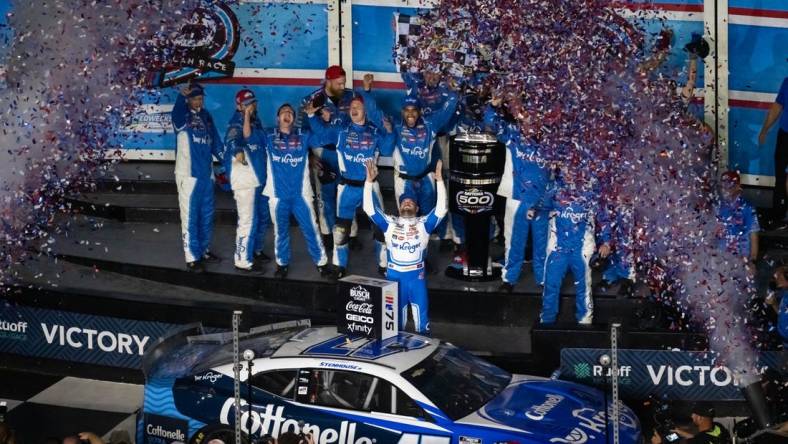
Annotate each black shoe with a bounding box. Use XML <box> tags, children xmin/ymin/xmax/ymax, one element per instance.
<box><xmin>499</xmin><ymin>282</ymin><xmax>514</xmax><ymax>293</ymax></box>
<box><xmin>335</xmin><ymin>267</ymin><xmax>347</xmax><ymax>279</ymax></box>
<box><xmin>254</xmin><ymin>251</ymin><xmax>272</xmax><ymax>263</ymax></box>
<box><xmin>274</xmin><ymin>265</ymin><xmax>289</xmax><ymax>279</ymax></box>
<box><xmin>186</xmin><ymin>261</ymin><xmax>204</xmax><ymax>273</ymax></box>
<box><xmin>202</xmin><ymin>252</ymin><xmax>221</xmax><ymax>264</ymax></box>
<box><xmin>377</xmin><ymin>266</ymin><xmax>387</xmax><ymax>277</ymax></box>
<box><xmin>318</xmin><ymin>265</ymin><xmax>333</xmax><ymax>278</ymax></box>
<box><xmin>349</xmin><ymin>237</ymin><xmax>363</xmax><ymax>251</ymax></box>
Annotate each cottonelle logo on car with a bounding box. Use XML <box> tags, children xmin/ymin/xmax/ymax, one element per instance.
<box><xmin>525</xmin><ymin>394</ymin><xmax>564</xmax><ymax>421</ymax></box>
<box><xmin>144</xmin><ymin>413</ymin><xmax>188</xmax><ymax>444</ymax></box>
<box><xmin>220</xmin><ymin>398</ymin><xmax>375</xmax><ymax>444</ymax></box>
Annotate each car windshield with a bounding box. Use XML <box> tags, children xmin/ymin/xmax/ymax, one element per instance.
<box><xmin>402</xmin><ymin>342</ymin><xmax>511</xmax><ymax>420</ymax></box>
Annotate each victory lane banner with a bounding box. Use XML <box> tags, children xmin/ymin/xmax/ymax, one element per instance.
<box><xmin>0</xmin><ymin>299</ymin><xmax>181</xmax><ymax>369</ymax></box>
<box><xmin>560</xmin><ymin>348</ymin><xmax>787</xmax><ymax>401</ymax></box>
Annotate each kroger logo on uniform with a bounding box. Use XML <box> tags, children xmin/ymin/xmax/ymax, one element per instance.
<box><xmin>396</xmin><ymin>241</ymin><xmax>419</xmax><ymax>254</ymax></box>
<box><xmin>349</xmin><ymin>286</ymin><xmax>370</xmax><ymax>302</ymax></box>
<box><xmin>220</xmin><ymin>399</ymin><xmax>374</xmax><ymax>444</ymax></box>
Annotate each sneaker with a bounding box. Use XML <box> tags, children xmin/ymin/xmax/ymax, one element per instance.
<box><xmin>202</xmin><ymin>252</ymin><xmax>221</xmax><ymax>264</ymax></box>
<box><xmin>234</xmin><ymin>263</ymin><xmax>262</xmax><ymax>273</ymax></box>
<box><xmin>349</xmin><ymin>237</ymin><xmax>363</xmax><ymax>251</ymax></box>
<box><xmin>335</xmin><ymin>267</ymin><xmax>347</xmax><ymax>279</ymax></box>
<box><xmin>186</xmin><ymin>261</ymin><xmax>204</xmax><ymax>273</ymax></box>
<box><xmin>377</xmin><ymin>266</ymin><xmax>387</xmax><ymax>277</ymax></box>
<box><xmin>274</xmin><ymin>265</ymin><xmax>289</xmax><ymax>279</ymax></box>
<box><xmin>254</xmin><ymin>251</ymin><xmax>272</xmax><ymax>263</ymax></box>
<box><xmin>498</xmin><ymin>282</ymin><xmax>514</xmax><ymax>293</ymax></box>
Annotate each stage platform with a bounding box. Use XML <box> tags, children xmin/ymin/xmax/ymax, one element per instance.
<box><xmin>22</xmin><ymin>159</ymin><xmax>786</xmax><ymax>372</ymax></box>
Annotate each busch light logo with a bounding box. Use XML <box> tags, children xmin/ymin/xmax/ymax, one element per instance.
<box><xmin>194</xmin><ymin>371</ymin><xmax>223</xmax><ymax>384</ymax></box>
<box><xmin>349</xmin><ymin>285</ymin><xmax>370</xmax><ymax>302</ymax></box>
<box><xmin>220</xmin><ymin>399</ymin><xmax>374</xmax><ymax>444</ymax></box>
<box><xmin>456</xmin><ymin>188</ymin><xmax>494</xmax><ymax>214</ymax></box>
<box><xmin>157</xmin><ymin>2</ymin><xmax>239</xmax><ymax>86</ymax></box>
<box><xmin>525</xmin><ymin>394</ymin><xmax>564</xmax><ymax>421</ymax></box>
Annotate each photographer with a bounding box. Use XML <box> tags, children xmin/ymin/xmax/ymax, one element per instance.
<box><xmin>766</xmin><ymin>266</ymin><xmax>788</xmax><ymax>348</ymax></box>
<box><xmin>652</xmin><ymin>403</ymin><xmax>731</xmax><ymax>444</ymax></box>
<box><xmin>262</xmin><ymin>431</ymin><xmax>315</xmax><ymax>444</ymax></box>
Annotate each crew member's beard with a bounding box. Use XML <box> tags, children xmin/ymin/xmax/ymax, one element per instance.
<box><xmin>400</xmin><ymin>208</ymin><xmax>416</xmax><ymax>217</ymax></box>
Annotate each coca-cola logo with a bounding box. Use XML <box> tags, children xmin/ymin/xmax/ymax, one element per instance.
<box><xmin>346</xmin><ymin>301</ymin><xmax>373</xmax><ymax>314</ymax></box>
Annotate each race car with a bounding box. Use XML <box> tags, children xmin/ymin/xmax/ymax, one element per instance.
<box><xmin>138</xmin><ymin>320</ymin><xmax>641</xmax><ymax>444</ymax></box>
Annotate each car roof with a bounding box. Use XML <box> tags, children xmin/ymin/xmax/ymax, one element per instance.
<box><xmin>272</xmin><ymin>326</ymin><xmax>439</xmax><ymax>373</ymax></box>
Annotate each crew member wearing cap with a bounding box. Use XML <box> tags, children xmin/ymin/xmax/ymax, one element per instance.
<box><xmin>224</xmin><ymin>89</ymin><xmax>271</xmax><ymax>271</ymax></box>
<box><xmin>663</xmin><ymin>403</ymin><xmax>731</xmax><ymax>444</ymax></box>
<box><xmin>171</xmin><ymin>83</ymin><xmax>224</xmax><ymax>272</ymax></box>
<box><xmin>716</xmin><ymin>171</ymin><xmax>759</xmax><ymax>261</ymax></box>
<box><xmin>298</xmin><ymin>65</ymin><xmax>360</xmax><ymax>246</ymax></box>
<box><xmin>262</xmin><ymin>103</ymin><xmax>331</xmax><ymax>279</ymax></box>
<box><xmin>363</xmin><ymin>159</ymin><xmax>446</xmax><ymax>334</ymax></box>
<box><xmin>758</xmin><ymin>76</ymin><xmax>788</xmax><ymax>229</ymax></box>
<box><xmin>361</xmin><ymin>74</ymin><xmax>457</xmax><ymax>223</ymax></box>
<box><xmin>306</xmin><ymin>93</ymin><xmax>395</xmax><ymax>278</ymax></box>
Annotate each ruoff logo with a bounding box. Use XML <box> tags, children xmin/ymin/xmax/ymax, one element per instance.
<box><xmin>349</xmin><ymin>285</ymin><xmax>370</xmax><ymax>302</ymax></box>
<box><xmin>158</xmin><ymin>2</ymin><xmax>240</xmax><ymax>86</ymax></box>
<box><xmin>0</xmin><ymin>320</ymin><xmax>28</xmax><ymax>333</ymax></box>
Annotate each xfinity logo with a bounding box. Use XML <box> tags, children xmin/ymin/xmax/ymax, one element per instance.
<box><xmin>194</xmin><ymin>371</ymin><xmax>223</xmax><ymax>384</ymax></box>
<box><xmin>349</xmin><ymin>286</ymin><xmax>370</xmax><ymax>302</ymax></box>
<box><xmin>41</xmin><ymin>324</ymin><xmax>149</xmax><ymax>355</ymax></box>
<box><xmin>220</xmin><ymin>399</ymin><xmax>374</xmax><ymax>444</ymax></box>
<box><xmin>347</xmin><ymin>322</ymin><xmax>373</xmax><ymax>336</ymax></box>
<box><xmin>525</xmin><ymin>394</ymin><xmax>564</xmax><ymax>421</ymax></box>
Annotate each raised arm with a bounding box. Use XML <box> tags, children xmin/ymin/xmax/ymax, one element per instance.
<box><xmin>207</xmin><ymin>114</ymin><xmax>224</xmax><ymax>161</ymax></box>
<box><xmin>424</xmin><ymin>160</ymin><xmax>447</xmax><ymax>233</ymax></box>
<box><xmin>426</xmin><ymin>91</ymin><xmax>459</xmax><ymax>134</ymax></box>
<box><xmin>306</xmin><ymin>101</ymin><xmax>340</xmax><ymax>147</ymax></box>
<box><xmin>363</xmin><ymin>160</ymin><xmax>390</xmax><ymax>232</ymax></box>
<box><xmin>680</xmin><ymin>56</ymin><xmax>698</xmax><ymax>104</ymax></box>
<box><xmin>171</xmin><ymin>91</ymin><xmax>189</xmax><ymax>132</ymax></box>
<box><xmin>483</xmin><ymin>102</ymin><xmax>505</xmax><ymax>134</ymax></box>
<box><xmin>358</xmin><ymin>88</ymin><xmax>387</xmax><ymax>129</ymax></box>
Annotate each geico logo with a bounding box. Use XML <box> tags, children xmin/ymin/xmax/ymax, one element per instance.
<box><xmin>456</xmin><ymin>192</ymin><xmax>492</xmax><ymax>206</ymax></box>
<box><xmin>41</xmin><ymin>324</ymin><xmax>150</xmax><ymax>355</ymax></box>
<box><xmin>345</xmin><ymin>301</ymin><xmax>373</xmax><ymax>314</ymax></box>
<box><xmin>0</xmin><ymin>320</ymin><xmax>28</xmax><ymax>333</ymax></box>
<box><xmin>345</xmin><ymin>313</ymin><xmax>373</xmax><ymax>323</ymax></box>
<box><xmin>220</xmin><ymin>399</ymin><xmax>374</xmax><ymax>444</ymax></box>
<box><xmin>647</xmin><ymin>365</ymin><xmax>738</xmax><ymax>387</ymax></box>
<box><xmin>145</xmin><ymin>425</ymin><xmax>185</xmax><ymax>441</ymax></box>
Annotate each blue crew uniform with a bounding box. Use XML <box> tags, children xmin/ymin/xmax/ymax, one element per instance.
<box><xmin>363</xmin><ymin>92</ymin><xmax>457</xmax><ymax>218</ymax></box>
<box><xmin>262</xmin><ymin>128</ymin><xmax>328</xmax><ymax>268</ymax></box>
<box><xmin>224</xmin><ymin>111</ymin><xmax>271</xmax><ymax>269</ymax></box>
<box><xmin>364</xmin><ymin>179</ymin><xmax>447</xmax><ymax>333</ymax></box>
<box><xmin>484</xmin><ymin>105</ymin><xmax>551</xmax><ymax>286</ymax></box>
<box><xmin>541</xmin><ymin>193</ymin><xmax>597</xmax><ymax>324</ymax></box>
<box><xmin>716</xmin><ymin>195</ymin><xmax>759</xmax><ymax>258</ymax></box>
<box><xmin>171</xmin><ymin>91</ymin><xmax>224</xmax><ymax>264</ymax></box>
<box><xmin>298</xmin><ymin>87</ymin><xmax>356</xmax><ymax>236</ymax></box>
<box><xmin>778</xmin><ymin>290</ymin><xmax>788</xmax><ymax>347</ymax></box>
<box><xmin>308</xmin><ymin>112</ymin><xmax>395</xmax><ymax>270</ymax></box>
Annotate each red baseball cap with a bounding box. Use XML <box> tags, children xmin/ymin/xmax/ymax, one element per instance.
<box><xmin>235</xmin><ymin>89</ymin><xmax>256</xmax><ymax>106</ymax></box>
<box><xmin>325</xmin><ymin>65</ymin><xmax>346</xmax><ymax>80</ymax></box>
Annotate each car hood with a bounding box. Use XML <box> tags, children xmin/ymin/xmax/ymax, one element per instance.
<box><xmin>458</xmin><ymin>376</ymin><xmax>641</xmax><ymax>443</ymax></box>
